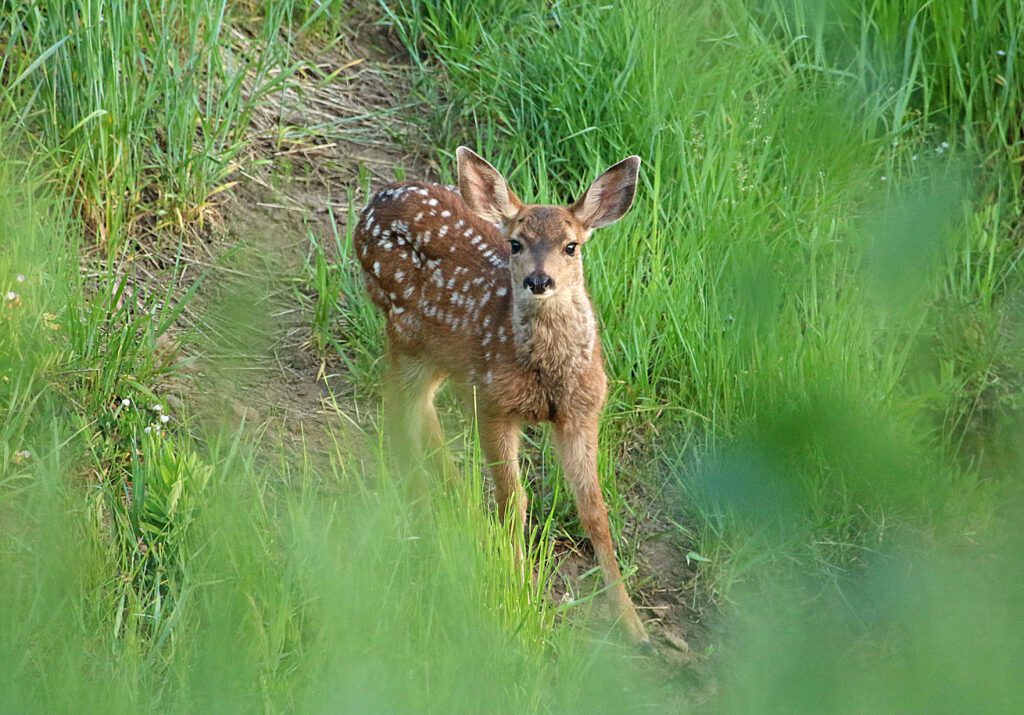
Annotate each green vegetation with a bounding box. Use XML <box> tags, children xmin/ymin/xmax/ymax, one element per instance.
<box><xmin>0</xmin><ymin>113</ymin><xmax>648</xmax><ymax>712</ymax></box>
<box><xmin>386</xmin><ymin>0</ymin><xmax>1024</xmax><ymax>582</ymax></box>
<box><xmin>2</xmin><ymin>0</ymin><xmax>1023</xmax><ymax>711</ymax></box>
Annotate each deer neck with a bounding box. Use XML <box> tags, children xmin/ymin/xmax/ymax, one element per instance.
<box><xmin>510</xmin><ymin>286</ymin><xmax>597</xmax><ymax>376</ymax></box>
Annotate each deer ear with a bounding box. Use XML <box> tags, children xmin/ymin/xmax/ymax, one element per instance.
<box><xmin>571</xmin><ymin>156</ymin><xmax>641</xmax><ymax>231</ymax></box>
<box><xmin>456</xmin><ymin>146</ymin><xmax>523</xmax><ymax>226</ymax></box>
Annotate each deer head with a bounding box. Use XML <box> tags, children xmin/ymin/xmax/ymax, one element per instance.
<box><xmin>456</xmin><ymin>147</ymin><xmax>640</xmax><ymax>307</ymax></box>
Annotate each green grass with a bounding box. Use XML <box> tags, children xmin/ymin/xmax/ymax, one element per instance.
<box><xmin>0</xmin><ymin>3</ymin><xmax>678</xmax><ymax>710</ymax></box>
<box><xmin>384</xmin><ymin>0</ymin><xmax>1024</xmax><ymax>588</ymax></box>
<box><xmin>2</xmin><ymin>0</ymin><xmax>1024</xmax><ymax>711</ymax></box>
<box><xmin>0</xmin><ymin>0</ymin><xmax>302</xmax><ymax>248</ymax></box>
<box><xmin>0</xmin><ymin>144</ymin><xmax>657</xmax><ymax>711</ymax></box>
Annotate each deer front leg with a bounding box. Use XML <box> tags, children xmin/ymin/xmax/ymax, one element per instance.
<box><xmin>553</xmin><ymin>419</ymin><xmax>648</xmax><ymax>645</ymax></box>
<box><xmin>480</xmin><ymin>416</ymin><xmax>527</xmax><ymax>574</ymax></box>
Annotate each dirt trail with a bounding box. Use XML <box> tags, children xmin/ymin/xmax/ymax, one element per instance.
<box><xmin>177</xmin><ymin>17</ymin><xmax>425</xmax><ymax>445</ymax></box>
<box><xmin>172</xmin><ymin>10</ymin><xmax>710</xmax><ymax>682</ymax></box>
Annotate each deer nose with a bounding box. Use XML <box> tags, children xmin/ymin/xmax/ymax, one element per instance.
<box><xmin>523</xmin><ymin>272</ymin><xmax>553</xmax><ymax>294</ymax></box>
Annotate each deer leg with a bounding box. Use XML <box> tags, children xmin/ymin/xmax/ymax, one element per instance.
<box><xmin>383</xmin><ymin>351</ymin><xmax>449</xmax><ymax>478</ymax></box>
<box><xmin>480</xmin><ymin>416</ymin><xmax>527</xmax><ymax>574</ymax></box>
<box><xmin>553</xmin><ymin>419</ymin><xmax>648</xmax><ymax>645</ymax></box>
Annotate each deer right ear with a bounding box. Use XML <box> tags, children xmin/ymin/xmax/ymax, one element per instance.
<box><xmin>571</xmin><ymin>156</ymin><xmax>641</xmax><ymax>231</ymax></box>
<box><xmin>456</xmin><ymin>147</ymin><xmax>522</xmax><ymax>226</ymax></box>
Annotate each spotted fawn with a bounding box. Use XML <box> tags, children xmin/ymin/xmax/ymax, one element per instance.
<box><xmin>353</xmin><ymin>147</ymin><xmax>648</xmax><ymax>644</ymax></box>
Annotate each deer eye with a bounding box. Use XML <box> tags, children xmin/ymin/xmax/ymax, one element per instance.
<box><xmin>565</xmin><ymin>243</ymin><xmax>578</xmax><ymax>256</ymax></box>
<box><xmin>509</xmin><ymin>239</ymin><xmax>522</xmax><ymax>255</ymax></box>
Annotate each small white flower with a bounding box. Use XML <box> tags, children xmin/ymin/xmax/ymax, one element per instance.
<box><xmin>880</xmin><ymin>175</ymin><xmax>888</xmax><ymax>182</ymax></box>
<box><xmin>159</xmin><ymin>414</ymin><xmax>169</xmax><ymax>424</ymax></box>
<box><xmin>143</xmin><ymin>426</ymin><xmax>152</xmax><ymax>434</ymax></box>
<box><xmin>4</xmin><ymin>291</ymin><xmax>16</xmax><ymax>301</ymax></box>
<box><xmin>152</xmin><ymin>404</ymin><xmax>162</xmax><ymax>412</ymax></box>
<box><xmin>997</xmin><ymin>49</ymin><xmax>1007</xmax><ymax>57</ymax></box>
<box><xmin>941</xmin><ymin>141</ymin><xmax>949</xmax><ymax>149</ymax></box>
<box><xmin>121</xmin><ymin>398</ymin><xmax>131</xmax><ymax>407</ymax></box>
<box><xmin>16</xmin><ymin>275</ymin><xmax>26</xmax><ymax>283</ymax></box>
<box><xmin>911</xmin><ymin>155</ymin><xmax>919</xmax><ymax>161</ymax></box>
<box><xmin>17</xmin><ymin>450</ymin><xmax>31</xmax><ymax>460</ymax></box>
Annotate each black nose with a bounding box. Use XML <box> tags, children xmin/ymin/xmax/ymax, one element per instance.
<box><xmin>523</xmin><ymin>272</ymin><xmax>553</xmax><ymax>294</ymax></box>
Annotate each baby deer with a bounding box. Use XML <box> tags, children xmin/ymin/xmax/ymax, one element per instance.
<box><xmin>353</xmin><ymin>147</ymin><xmax>647</xmax><ymax>645</ymax></box>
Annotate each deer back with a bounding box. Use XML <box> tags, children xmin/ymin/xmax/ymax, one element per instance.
<box><xmin>353</xmin><ymin>182</ymin><xmax>515</xmax><ymax>374</ymax></box>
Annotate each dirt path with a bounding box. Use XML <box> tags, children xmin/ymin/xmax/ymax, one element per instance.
<box><xmin>172</xmin><ymin>17</ymin><xmax>424</xmax><ymax>445</ymax></box>
<box><xmin>169</xmin><ymin>10</ymin><xmax>710</xmax><ymax>683</ymax></box>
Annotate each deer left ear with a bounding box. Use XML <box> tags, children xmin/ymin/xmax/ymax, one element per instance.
<box><xmin>456</xmin><ymin>146</ymin><xmax>523</xmax><ymax>226</ymax></box>
<box><xmin>571</xmin><ymin>156</ymin><xmax>641</xmax><ymax>231</ymax></box>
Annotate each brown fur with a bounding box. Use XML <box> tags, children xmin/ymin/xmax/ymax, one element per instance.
<box><xmin>352</xmin><ymin>148</ymin><xmax>650</xmax><ymax>645</ymax></box>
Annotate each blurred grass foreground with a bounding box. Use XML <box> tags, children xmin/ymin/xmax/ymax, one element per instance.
<box><xmin>2</xmin><ymin>0</ymin><xmax>1024</xmax><ymax>712</ymax></box>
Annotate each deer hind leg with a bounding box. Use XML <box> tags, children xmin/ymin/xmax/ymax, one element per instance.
<box><xmin>553</xmin><ymin>419</ymin><xmax>649</xmax><ymax>646</ymax></box>
<box><xmin>479</xmin><ymin>417</ymin><xmax>527</xmax><ymax>574</ymax></box>
<box><xmin>383</xmin><ymin>350</ymin><xmax>451</xmax><ymax>478</ymax></box>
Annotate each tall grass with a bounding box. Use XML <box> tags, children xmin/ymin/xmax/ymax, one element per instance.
<box><xmin>385</xmin><ymin>0</ymin><xmax>1024</xmax><ymax>587</ymax></box>
<box><xmin>0</xmin><ymin>144</ymin><xmax>670</xmax><ymax>711</ymax></box>
<box><xmin>2</xmin><ymin>0</ymin><xmax>1024</xmax><ymax>711</ymax></box>
<box><xmin>0</xmin><ymin>3</ymin><xmax>670</xmax><ymax>700</ymax></box>
<box><xmin>0</xmin><ymin>0</ymin><xmax>304</xmax><ymax>247</ymax></box>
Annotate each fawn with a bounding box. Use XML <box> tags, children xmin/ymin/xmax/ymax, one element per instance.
<box><xmin>353</xmin><ymin>147</ymin><xmax>648</xmax><ymax>645</ymax></box>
